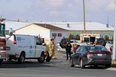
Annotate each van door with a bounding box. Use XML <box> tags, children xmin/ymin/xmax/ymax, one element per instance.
<box><xmin>28</xmin><ymin>36</ymin><xmax>36</xmax><ymax>57</ymax></box>
<box><xmin>34</xmin><ymin>37</ymin><xmax>44</xmax><ymax>58</ymax></box>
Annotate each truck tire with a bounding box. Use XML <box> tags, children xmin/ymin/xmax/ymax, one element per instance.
<box><xmin>18</xmin><ymin>52</ymin><xmax>25</xmax><ymax>64</ymax></box>
<box><xmin>0</xmin><ymin>59</ymin><xmax>3</xmax><ymax>66</ymax></box>
<box><xmin>60</xmin><ymin>38</ymin><xmax>70</xmax><ymax>48</ymax></box>
<box><xmin>38</xmin><ymin>52</ymin><xmax>45</xmax><ymax>63</ymax></box>
<box><xmin>96</xmin><ymin>38</ymin><xmax>106</xmax><ymax>46</ymax></box>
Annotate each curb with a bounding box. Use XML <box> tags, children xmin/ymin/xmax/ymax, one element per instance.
<box><xmin>111</xmin><ymin>60</ymin><xmax>116</xmax><ymax>67</ymax></box>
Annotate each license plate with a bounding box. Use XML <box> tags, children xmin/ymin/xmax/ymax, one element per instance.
<box><xmin>97</xmin><ymin>54</ymin><xmax>102</xmax><ymax>56</ymax></box>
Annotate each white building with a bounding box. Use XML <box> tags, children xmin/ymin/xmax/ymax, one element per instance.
<box><xmin>14</xmin><ymin>23</ymin><xmax>68</xmax><ymax>44</ymax></box>
<box><xmin>5</xmin><ymin>21</ymin><xmax>114</xmax><ymax>44</ymax></box>
<box><xmin>35</xmin><ymin>22</ymin><xmax>114</xmax><ymax>36</ymax></box>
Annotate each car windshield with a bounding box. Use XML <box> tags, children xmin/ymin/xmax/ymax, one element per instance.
<box><xmin>86</xmin><ymin>46</ymin><xmax>107</xmax><ymax>51</ymax></box>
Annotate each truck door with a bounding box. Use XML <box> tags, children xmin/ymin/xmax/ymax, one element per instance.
<box><xmin>34</xmin><ymin>37</ymin><xmax>44</xmax><ymax>58</ymax></box>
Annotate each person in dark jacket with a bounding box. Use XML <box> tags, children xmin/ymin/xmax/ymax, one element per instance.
<box><xmin>65</xmin><ymin>42</ymin><xmax>72</xmax><ymax>60</ymax></box>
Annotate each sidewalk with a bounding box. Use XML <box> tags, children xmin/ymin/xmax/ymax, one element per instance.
<box><xmin>112</xmin><ymin>60</ymin><xmax>116</xmax><ymax>67</ymax></box>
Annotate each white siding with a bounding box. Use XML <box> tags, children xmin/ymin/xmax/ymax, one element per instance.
<box><xmin>50</xmin><ymin>30</ymin><xmax>68</xmax><ymax>44</ymax></box>
<box><xmin>15</xmin><ymin>30</ymin><xmax>50</xmax><ymax>38</ymax></box>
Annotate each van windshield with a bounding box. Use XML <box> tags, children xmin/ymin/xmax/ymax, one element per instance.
<box><xmin>0</xmin><ymin>24</ymin><xmax>5</xmax><ymax>36</ymax></box>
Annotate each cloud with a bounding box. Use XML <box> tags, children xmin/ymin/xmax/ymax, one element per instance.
<box><xmin>43</xmin><ymin>0</ymin><xmax>64</xmax><ymax>7</ymax></box>
<box><xmin>49</xmin><ymin>11</ymin><xmax>61</xmax><ymax>16</ymax></box>
<box><xmin>68</xmin><ymin>4</ymin><xmax>72</xmax><ymax>8</ymax></box>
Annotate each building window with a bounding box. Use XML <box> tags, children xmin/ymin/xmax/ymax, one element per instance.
<box><xmin>58</xmin><ymin>33</ymin><xmax>62</xmax><ymax>37</ymax></box>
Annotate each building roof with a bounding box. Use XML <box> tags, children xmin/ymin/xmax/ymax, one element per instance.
<box><xmin>33</xmin><ymin>23</ymin><xmax>68</xmax><ymax>31</ymax></box>
<box><xmin>5</xmin><ymin>21</ymin><xmax>31</xmax><ymax>30</ymax></box>
<box><xmin>4</xmin><ymin>21</ymin><xmax>114</xmax><ymax>31</ymax></box>
<box><xmin>35</xmin><ymin>22</ymin><xmax>114</xmax><ymax>31</ymax></box>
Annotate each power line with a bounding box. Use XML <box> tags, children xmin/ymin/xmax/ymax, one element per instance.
<box><xmin>88</xmin><ymin>0</ymin><xmax>114</xmax><ymax>16</ymax></box>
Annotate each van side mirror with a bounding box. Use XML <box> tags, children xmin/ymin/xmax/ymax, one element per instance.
<box><xmin>9</xmin><ymin>28</ymin><xmax>13</xmax><ymax>36</ymax></box>
<box><xmin>42</xmin><ymin>43</ymin><xmax>46</xmax><ymax>46</ymax></box>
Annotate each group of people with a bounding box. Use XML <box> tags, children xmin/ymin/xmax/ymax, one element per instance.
<box><xmin>48</xmin><ymin>38</ymin><xmax>78</xmax><ymax>60</ymax></box>
<box><xmin>65</xmin><ymin>41</ymin><xmax>95</xmax><ymax>60</ymax></box>
<box><xmin>48</xmin><ymin>38</ymin><xmax>95</xmax><ymax>60</ymax></box>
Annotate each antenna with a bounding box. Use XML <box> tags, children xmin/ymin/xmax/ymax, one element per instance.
<box><xmin>106</xmin><ymin>15</ymin><xmax>109</xmax><ymax>28</ymax></box>
<box><xmin>45</xmin><ymin>23</ymin><xmax>46</xmax><ymax>27</ymax></box>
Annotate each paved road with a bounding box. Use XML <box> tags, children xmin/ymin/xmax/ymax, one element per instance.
<box><xmin>0</xmin><ymin>52</ymin><xmax>116</xmax><ymax>77</ymax></box>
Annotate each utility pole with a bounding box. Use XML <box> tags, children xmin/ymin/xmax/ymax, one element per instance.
<box><xmin>107</xmin><ymin>15</ymin><xmax>109</xmax><ymax>27</ymax></box>
<box><xmin>113</xmin><ymin>0</ymin><xmax>116</xmax><ymax>60</ymax></box>
<box><xmin>83</xmin><ymin>0</ymin><xmax>86</xmax><ymax>34</ymax></box>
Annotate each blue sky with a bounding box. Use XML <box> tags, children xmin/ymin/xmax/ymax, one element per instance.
<box><xmin>0</xmin><ymin>0</ymin><xmax>115</xmax><ymax>26</ymax></box>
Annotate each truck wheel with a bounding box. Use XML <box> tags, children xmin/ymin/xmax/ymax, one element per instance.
<box><xmin>0</xmin><ymin>59</ymin><xmax>3</xmax><ymax>66</ymax></box>
<box><xmin>96</xmin><ymin>38</ymin><xmax>106</xmax><ymax>46</ymax></box>
<box><xmin>38</xmin><ymin>53</ymin><xmax>45</xmax><ymax>63</ymax></box>
<box><xmin>60</xmin><ymin>38</ymin><xmax>70</xmax><ymax>48</ymax></box>
<box><xmin>18</xmin><ymin>53</ymin><xmax>25</xmax><ymax>64</ymax></box>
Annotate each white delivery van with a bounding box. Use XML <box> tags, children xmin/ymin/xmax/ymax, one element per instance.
<box><xmin>6</xmin><ymin>34</ymin><xmax>50</xmax><ymax>63</ymax></box>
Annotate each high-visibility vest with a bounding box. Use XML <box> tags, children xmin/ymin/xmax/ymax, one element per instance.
<box><xmin>49</xmin><ymin>42</ymin><xmax>55</xmax><ymax>51</ymax></box>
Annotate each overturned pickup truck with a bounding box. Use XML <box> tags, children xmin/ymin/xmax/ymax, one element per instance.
<box><xmin>57</xmin><ymin>34</ymin><xmax>107</xmax><ymax>52</ymax></box>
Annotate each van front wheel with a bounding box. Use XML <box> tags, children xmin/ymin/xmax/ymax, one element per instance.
<box><xmin>18</xmin><ymin>53</ymin><xmax>25</xmax><ymax>64</ymax></box>
<box><xmin>38</xmin><ymin>53</ymin><xmax>45</xmax><ymax>63</ymax></box>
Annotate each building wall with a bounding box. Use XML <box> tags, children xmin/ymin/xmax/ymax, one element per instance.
<box><xmin>14</xmin><ymin>24</ymin><xmax>50</xmax><ymax>38</ymax></box>
<box><xmin>15</xmin><ymin>30</ymin><xmax>50</xmax><ymax>38</ymax></box>
<box><xmin>16</xmin><ymin>24</ymin><xmax>49</xmax><ymax>31</ymax></box>
<box><xmin>50</xmin><ymin>30</ymin><xmax>68</xmax><ymax>44</ymax></box>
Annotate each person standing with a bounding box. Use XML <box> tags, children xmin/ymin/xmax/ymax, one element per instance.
<box><xmin>66</xmin><ymin>42</ymin><xmax>72</xmax><ymax>60</ymax></box>
<box><xmin>49</xmin><ymin>38</ymin><xmax>56</xmax><ymax>59</ymax></box>
<box><xmin>73</xmin><ymin>44</ymin><xmax>77</xmax><ymax>53</ymax></box>
<box><xmin>90</xmin><ymin>41</ymin><xmax>95</xmax><ymax>45</ymax></box>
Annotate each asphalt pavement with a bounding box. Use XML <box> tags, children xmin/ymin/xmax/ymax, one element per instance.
<box><xmin>56</xmin><ymin>51</ymin><xmax>116</xmax><ymax>71</ymax></box>
<box><xmin>0</xmin><ymin>51</ymin><xmax>116</xmax><ymax>77</ymax></box>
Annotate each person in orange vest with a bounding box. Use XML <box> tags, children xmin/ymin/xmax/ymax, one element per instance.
<box><xmin>49</xmin><ymin>38</ymin><xmax>56</xmax><ymax>59</ymax></box>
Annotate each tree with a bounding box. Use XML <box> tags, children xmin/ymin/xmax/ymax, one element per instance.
<box><xmin>69</xmin><ymin>34</ymin><xmax>74</xmax><ymax>40</ymax></box>
<box><xmin>75</xmin><ymin>34</ymin><xmax>80</xmax><ymax>40</ymax></box>
<box><xmin>105</xmin><ymin>35</ymin><xmax>109</xmax><ymax>41</ymax></box>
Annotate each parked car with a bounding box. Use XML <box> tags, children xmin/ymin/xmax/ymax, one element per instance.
<box><xmin>70</xmin><ymin>45</ymin><xmax>111</xmax><ymax>68</ymax></box>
